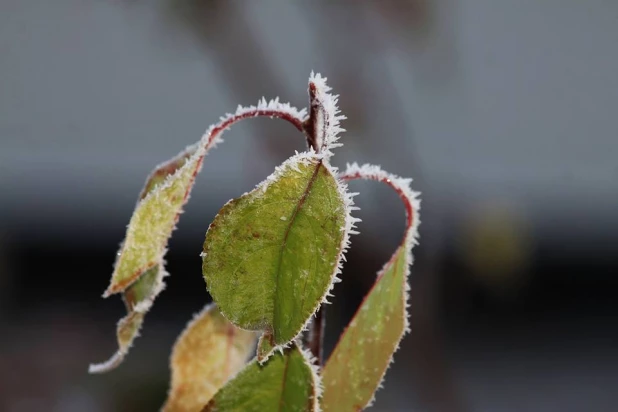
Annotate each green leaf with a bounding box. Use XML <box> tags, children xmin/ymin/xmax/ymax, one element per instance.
<box><xmin>202</xmin><ymin>152</ymin><xmax>349</xmax><ymax>352</ymax></box>
<box><xmin>163</xmin><ymin>304</ymin><xmax>257</xmax><ymax>412</ymax></box>
<box><xmin>321</xmin><ymin>247</ymin><xmax>408</xmax><ymax>411</ymax></box>
<box><xmin>91</xmin><ymin>144</ymin><xmax>199</xmax><ymax>373</ymax></box>
<box><xmin>202</xmin><ymin>343</ymin><xmax>320</xmax><ymax>412</ymax></box>
<box><xmin>321</xmin><ymin>163</ymin><xmax>420</xmax><ymax>411</ymax></box>
<box><xmin>104</xmin><ymin>144</ymin><xmax>199</xmax><ymax>296</ymax></box>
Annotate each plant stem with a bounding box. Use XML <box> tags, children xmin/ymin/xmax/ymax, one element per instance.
<box><xmin>308</xmin><ymin>308</ymin><xmax>325</xmax><ymax>365</ymax></box>
<box><xmin>303</xmin><ymin>82</ymin><xmax>320</xmax><ymax>153</ymax></box>
<box><xmin>303</xmin><ymin>81</ymin><xmax>325</xmax><ymax>365</ymax></box>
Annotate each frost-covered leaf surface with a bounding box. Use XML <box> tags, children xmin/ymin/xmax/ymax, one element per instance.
<box><xmin>202</xmin><ymin>151</ymin><xmax>348</xmax><ymax>352</ymax></box>
<box><xmin>104</xmin><ymin>145</ymin><xmax>200</xmax><ymax>296</ymax></box>
<box><xmin>202</xmin><ymin>343</ymin><xmax>320</xmax><ymax>412</ymax></box>
<box><xmin>163</xmin><ymin>304</ymin><xmax>257</xmax><ymax>412</ymax></box>
<box><xmin>90</xmin><ymin>144</ymin><xmax>194</xmax><ymax>372</ymax></box>
<box><xmin>321</xmin><ymin>248</ymin><xmax>408</xmax><ymax>411</ymax></box>
<box><xmin>321</xmin><ymin>163</ymin><xmax>420</xmax><ymax>411</ymax></box>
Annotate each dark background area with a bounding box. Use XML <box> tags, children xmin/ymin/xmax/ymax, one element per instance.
<box><xmin>1</xmin><ymin>1</ymin><xmax>617</xmax><ymax>411</ymax></box>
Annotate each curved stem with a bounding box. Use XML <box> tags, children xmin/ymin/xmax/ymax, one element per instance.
<box><xmin>183</xmin><ymin>103</ymin><xmax>309</xmax><ymax>196</ymax></box>
<box><xmin>203</xmin><ymin>107</ymin><xmax>308</xmax><ymax>152</ymax></box>
<box><xmin>339</xmin><ymin>165</ymin><xmax>418</xmax><ymax>247</ymax></box>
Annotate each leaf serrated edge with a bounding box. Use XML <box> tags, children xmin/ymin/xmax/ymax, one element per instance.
<box><xmin>331</xmin><ymin>162</ymin><xmax>421</xmax><ymax>408</ymax></box>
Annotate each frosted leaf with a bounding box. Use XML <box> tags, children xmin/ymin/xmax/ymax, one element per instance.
<box><xmin>321</xmin><ymin>163</ymin><xmax>420</xmax><ymax>411</ymax></box>
<box><xmin>104</xmin><ymin>145</ymin><xmax>199</xmax><ymax>296</ymax></box>
<box><xmin>307</xmin><ymin>72</ymin><xmax>346</xmax><ymax>155</ymax></box>
<box><xmin>202</xmin><ymin>151</ymin><xmax>353</xmax><ymax>359</ymax></box>
<box><xmin>203</xmin><ymin>343</ymin><xmax>320</xmax><ymax>412</ymax></box>
<box><xmin>162</xmin><ymin>304</ymin><xmax>257</xmax><ymax>412</ymax></box>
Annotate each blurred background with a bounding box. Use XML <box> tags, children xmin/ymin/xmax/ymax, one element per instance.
<box><xmin>1</xmin><ymin>0</ymin><xmax>617</xmax><ymax>411</ymax></box>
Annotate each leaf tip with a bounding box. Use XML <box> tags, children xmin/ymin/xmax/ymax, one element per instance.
<box><xmin>88</xmin><ymin>350</ymin><xmax>126</xmax><ymax>374</ymax></box>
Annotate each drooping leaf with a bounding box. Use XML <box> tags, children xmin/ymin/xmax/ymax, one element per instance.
<box><xmin>104</xmin><ymin>144</ymin><xmax>200</xmax><ymax>296</ymax></box>
<box><xmin>202</xmin><ymin>151</ymin><xmax>350</xmax><ymax>354</ymax></box>
<box><xmin>321</xmin><ymin>247</ymin><xmax>408</xmax><ymax>411</ymax></box>
<box><xmin>321</xmin><ymin>163</ymin><xmax>420</xmax><ymax>411</ymax></box>
<box><xmin>90</xmin><ymin>142</ymin><xmax>198</xmax><ymax>373</ymax></box>
<box><xmin>202</xmin><ymin>343</ymin><xmax>320</xmax><ymax>412</ymax></box>
<box><xmin>163</xmin><ymin>304</ymin><xmax>257</xmax><ymax>412</ymax></box>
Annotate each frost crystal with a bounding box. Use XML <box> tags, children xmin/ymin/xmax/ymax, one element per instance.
<box><xmin>342</xmin><ymin>162</ymin><xmax>420</xmax><ymax>248</ymax></box>
<box><xmin>299</xmin><ymin>342</ymin><xmax>324</xmax><ymax>411</ymax></box>
<box><xmin>308</xmin><ymin>72</ymin><xmax>346</xmax><ymax>155</ymax></box>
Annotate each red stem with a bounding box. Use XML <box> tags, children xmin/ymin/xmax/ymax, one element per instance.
<box><xmin>205</xmin><ymin>109</ymin><xmax>307</xmax><ymax>151</ymax></box>
<box><xmin>339</xmin><ymin>172</ymin><xmax>416</xmax><ymax>243</ymax></box>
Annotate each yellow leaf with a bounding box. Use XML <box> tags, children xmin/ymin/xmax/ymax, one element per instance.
<box><xmin>163</xmin><ymin>304</ymin><xmax>257</xmax><ymax>412</ymax></box>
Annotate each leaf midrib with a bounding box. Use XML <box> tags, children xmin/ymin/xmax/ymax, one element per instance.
<box><xmin>272</xmin><ymin>160</ymin><xmax>323</xmax><ymax>341</ymax></box>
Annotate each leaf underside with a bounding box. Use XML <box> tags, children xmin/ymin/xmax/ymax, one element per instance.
<box><xmin>163</xmin><ymin>304</ymin><xmax>257</xmax><ymax>412</ymax></box>
<box><xmin>321</xmin><ymin>246</ymin><xmax>408</xmax><ymax>411</ymax></box>
<box><xmin>203</xmin><ymin>343</ymin><xmax>318</xmax><ymax>412</ymax></box>
<box><xmin>202</xmin><ymin>153</ymin><xmax>346</xmax><ymax>350</ymax></box>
